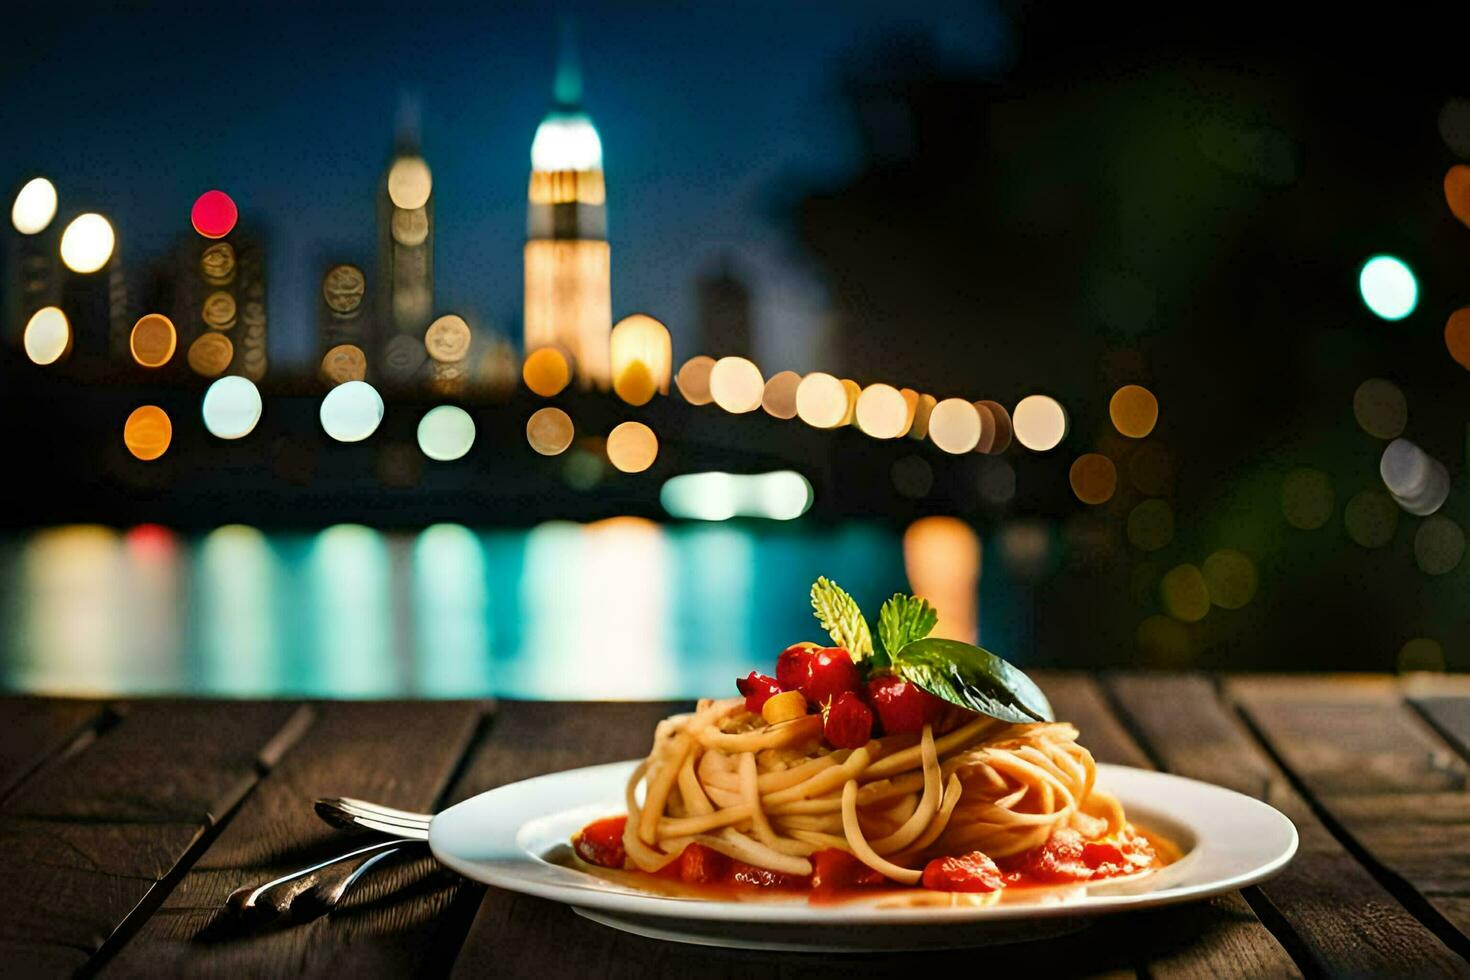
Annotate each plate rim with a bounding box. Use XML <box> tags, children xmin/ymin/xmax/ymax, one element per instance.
<box><xmin>429</xmin><ymin>759</ymin><xmax>1299</xmax><ymax>926</ymax></box>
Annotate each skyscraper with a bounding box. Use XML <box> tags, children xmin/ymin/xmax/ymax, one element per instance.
<box><xmin>523</xmin><ymin>24</ymin><xmax>611</xmax><ymax>389</ymax></box>
<box><xmin>378</xmin><ymin>99</ymin><xmax>434</xmax><ymax>383</ymax></box>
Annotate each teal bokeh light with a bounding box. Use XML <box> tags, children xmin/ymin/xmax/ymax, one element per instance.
<box><xmin>1358</xmin><ymin>255</ymin><xmax>1418</xmax><ymax>321</ymax></box>
<box><xmin>201</xmin><ymin>376</ymin><xmax>263</xmax><ymax>440</ymax></box>
<box><xmin>417</xmin><ymin>405</ymin><xmax>477</xmax><ymax>462</ymax></box>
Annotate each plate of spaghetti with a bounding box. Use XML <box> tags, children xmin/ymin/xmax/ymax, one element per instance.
<box><xmin>430</xmin><ymin>579</ymin><xmax>1297</xmax><ymax>950</ymax></box>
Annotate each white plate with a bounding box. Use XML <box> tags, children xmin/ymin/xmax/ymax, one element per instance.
<box><xmin>429</xmin><ymin>760</ymin><xmax>1297</xmax><ymax>951</ymax></box>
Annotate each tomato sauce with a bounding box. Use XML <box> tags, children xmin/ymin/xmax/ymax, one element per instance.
<box><xmin>569</xmin><ymin>816</ymin><xmax>1170</xmax><ymax>905</ymax></box>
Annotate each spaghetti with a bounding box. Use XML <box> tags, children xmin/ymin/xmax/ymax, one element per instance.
<box><xmin>597</xmin><ymin>696</ymin><xmax>1145</xmax><ymax>893</ymax></box>
<box><xmin>570</xmin><ymin>579</ymin><xmax>1163</xmax><ymax>898</ymax></box>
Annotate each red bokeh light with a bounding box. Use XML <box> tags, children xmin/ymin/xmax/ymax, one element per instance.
<box><xmin>125</xmin><ymin>523</ymin><xmax>177</xmax><ymax>559</ymax></box>
<box><xmin>191</xmin><ymin>190</ymin><xmax>238</xmax><ymax>239</ymax></box>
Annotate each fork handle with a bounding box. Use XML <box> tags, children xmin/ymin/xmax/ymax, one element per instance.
<box><xmin>229</xmin><ymin>838</ymin><xmax>420</xmax><ymax>916</ymax></box>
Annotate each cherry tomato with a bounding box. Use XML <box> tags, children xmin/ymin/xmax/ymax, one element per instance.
<box><xmin>676</xmin><ymin>842</ymin><xmax>729</xmax><ymax>884</ymax></box>
<box><xmin>865</xmin><ymin>675</ymin><xmax>945</xmax><ymax>735</ymax></box>
<box><xmin>802</xmin><ymin>647</ymin><xmax>861</xmax><ymax>707</ymax></box>
<box><xmin>776</xmin><ymin>643</ymin><xmax>817</xmax><ymax>692</ymax></box>
<box><xmin>921</xmin><ymin>851</ymin><xmax>1005</xmax><ymax>892</ymax></box>
<box><xmin>729</xmin><ymin>860</ymin><xmax>806</xmax><ymax>889</ymax></box>
<box><xmin>573</xmin><ymin>816</ymin><xmax>628</xmax><ymax>869</ymax></box>
<box><xmin>735</xmin><ymin>671</ymin><xmax>782</xmax><ymax>714</ymax></box>
<box><xmin>823</xmin><ymin>690</ymin><xmax>874</xmax><ymax>748</ymax></box>
<box><xmin>811</xmin><ymin>848</ymin><xmax>887</xmax><ymax>891</ymax></box>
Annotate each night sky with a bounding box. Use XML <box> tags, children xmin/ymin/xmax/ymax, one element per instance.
<box><xmin>1</xmin><ymin>1</ymin><xmax>1011</xmax><ymax>370</ymax></box>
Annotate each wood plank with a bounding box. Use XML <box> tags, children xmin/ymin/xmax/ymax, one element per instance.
<box><xmin>1229</xmin><ymin>676</ymin><xmax>1467</xmax><ymax>794</ymax></box>
<box><xmin>1416</xmin><ymin>697</ymin><xmax>1470</xmax><ymax>762</ymax></box>
<box><xmin>1228</xmin><ymin>676</ymin><xmax>1470</xmax><ymax>946</ymax></box>
<box><xmin>0</xmin><ymin>700</ymin><xmax>307</xmax><ymax>976</ymax></box>
<box><xmin>101</xmin><ymin>700</ymin><xmax>487</xmax><ymax>978</ymax></box>
<box><xmin>1108</xmin><ymin>674</ymin><xmax>1467</xmax><ymax>977</ymax></box>
<box><xmin>0</xmin><ymin>696</ymin><xmax>107</xmax><ymax>800</ymax></box>
<box><xmin>450</xmin><ymin>691</ymin><xmax>1298</xmax><ymax>980</ymax></box>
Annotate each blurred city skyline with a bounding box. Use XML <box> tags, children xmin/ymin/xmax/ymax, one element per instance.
<box><xmin>0</xmin><ymin>1</ymin><xmax>1012</xmax><ymax>373</ymax></box>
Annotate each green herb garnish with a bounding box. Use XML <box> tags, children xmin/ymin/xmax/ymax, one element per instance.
<box><xmin>887</xmin><ymin>637</ymin><xmax>1053</xmax><ymax>724</ymax></box>
<box><xmin>807</xmin><ymin>577</ymin><xmax>1053</xmax><ymax>724</ymax></box>
<box><xmin>877</xmin><ymin>594</ymin><xmax>937</xmax><ymax>660</ymax></box>
<box><xmin>810</xmin><ymin>577</ymin><xmax>874</xmax><ymax>661</ymax></box>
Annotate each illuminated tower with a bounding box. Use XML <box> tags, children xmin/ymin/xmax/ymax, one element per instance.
<box><xmin>378</xmin><ymin>100</ymin><xmax>434</xmax><ymax>381</ymax></box>
<box><xmin>524</xmin><ymin>25</ymin><xmax>611</xmax><ymax>389</ymax></box>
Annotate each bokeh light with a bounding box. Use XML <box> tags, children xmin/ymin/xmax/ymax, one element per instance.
<box><xmin>975</xmin><ymin>400</ymin><xmax>1012</xmax><ymax>453</ymax></box>
<box><xmin>1109</xmin><ymin>385</ymin><xmax>1158</xmax><ymax>439</ymax></box>
<box><xmin>1013</xmin><ymin>394</ymin><xmax>1067</xmax><ymax>451</ymax></box>
<box><xmin>761</xmin><ymin>371</ymin><xmax>801</xmax><ymax>419</ymax></box>
<box><xmin>59</xmin><ymin>213</ymin><xmax>114</xmax><ymax>273</ymax></box>
<box><xmin>709</xmin><ymin>356</ymin><xmax>764</xmax><ymax>414</ymax></box>
<box><xmin>1069</xmin><ymin>453</ymin><xmax>1117</xmax><ymax>504</ymax></box>
<box><xmin>978</xmin><ymin>458</ymin><xmax>1016</xmax><ymax>505</ymax></box>
<box><xmin>1398</xmin><ymin>637</ymin><xmax>1446</xmax><ymax>674</ymax></box>
<box><xmin>855</xmin><ymin>383</ymin><xmax>908</xmax><ymax>439</ymax></box>
<box><xmin>907</xmin><ymin>393</ymin><xmax>937</xmax><ymax>441</ymax></box>
<box><xmin>1445</xmin><ymin>165</ymin><xmax>1470</xmax><ymax>229</ymax></box>
<box><xmin>187</xmin><ymin>332</ymin><xmax>233</xmax><ymax>377</ymax></box>
<box><xmin>319</xmin><ymin>380</ymin><xmax>385</xmax><ymax>443</ymax></box>
<box><xmin>417</xmin><ymin>406</ymin><xmax>476</xmax><ymax>462</ymax></box>
<box><xmin>129</xmin><ymin>314</ymin><xmax>177</xmax><ymax>368</ymax></box>
<box><xmin>904</xmin><ymin>516</ymin><xmax>980</xmax><ymax>642</ymax></box>
<box><xmin>23</xmin><ymin>306</ymin><xmax>70</xmax><ymax>365</ymax></box>
<box><xmin>526</xmin><ymin>407</ymin><xmax>575</xmax><ymax>456</ymax></box>
<box><xmin>1441</xmin><ymin>98</ymin><xmax>1470</xmax><ymax>157</ymax></box>
<box><xmin>928</xmin><ymin>398</ymin><xmax>982</xmax><ymax>453</ymax></box>
<box><xmin>891</xmin><ymin>455</ymin><xmax>933</xmax><ymax>498</ymax></box>
<box><xmin>660</xmin><ymin>471</ymin><xmax>813</xmax><ymax>521</ymax></box>
<box><xmin>387</xmin><ymin>156</ymin><xmax>433</xmax><ymax>210</ymax></box>
<box><xmin>1281</xmin><ymin>468</ymin><xmax>1334</xmax><ymax>530</ymax></box>
<box><xmin>1380</xmin><ymin>438</ymin><xmax>1450</xmax><ymax>516</ymax></box>
<box><xmin>1160</xmin><ymin>564</ymin><xmax>1210</xmax><ymax>623</ymax></box>
<box><xmin>1136</xmin><ymin>615</ymin><xmax>1191</xmax><ymax>666</ymax></box>
<box><xmin>610</xmin><ymin>314</ymin><xmax>671</xmax><ymax>406</ymax></box>
<box><xmin>999</xmin><ymin>521</ymin><xmax>1052</xmax><ymax>581</ymax></box>
<box><xmin>607</xmin><ymin>421</ymin><xmax>658</xmax><ymax>473</ymax></box>
<box><xmin>1446</xmin><ymin>309</ymin><xmax>1470</xmax><ymax>371</ymax></box>
<box><xmin>190</xmin><ymin>190</ymin><xmax>238</xmax><ymax>239</ymax></box>
<box><xmin>1344</xmin><ymin>489</ymin><xmax>1398</xmax><ymax>548</ymax></box>
<box><xmin>795</xmin><ymin>372</ymin><xmax>848</xmax><ymax>429</ymax></box>
<box><xmin>424</xmin><ymin>314</ymin><xmax>471</xmax><ymax>363</ymax></box>
<box><xmin>839</xmin><ymin>380</ymin><xmax>861</xmax><ymax>426</ymax></box>
<box><xmin>1358</xmin><ymin>255</ymin><xmax>1418</xmax><ymax>321</ymax></box>
<box><xmin>1352</xmin><ymin>378</ymin><xmax>1407</xmax><ymax>440</ymax></box>
<box><xmin>321</xmin><ymin>344</ymin><xmax>367</xmax><ymax>385</ymax></box>
<box><xmin>675</xmin><ymin>356</ymin><xmax>716</xmax><ymax>405</ymax></box>
<box><xmin>124</xmin><ymin>406</ymin><xmax>172</xmax><ymax>461</ymax></box>
<box><xmin>201</xmin><ymin>376</ymin><xmax>263</xmax><ymax>440</ymax></box>
<box><xmin>1202</xmin><ymin>549</ymin><xmax>1258</xmax><ymax>609</ymax></box>
<box><xmin>1414</xmin><ymin>515</ymin><xmax>1464</xmax><ymax>575</ymax></box>
<box><xmin>523</xmin><ymin>347</ymin><xmax>571</xmax><ymax>397</ymax></box>
<box><xmin>1127</xmin><ymin>499</ymin><xmax>1174</xmax><ymax>551</ymax></box>
<box><xmin>11</xmin><ymin>177</ymin><xmax>57</xmax><ymax>234</ymax></box>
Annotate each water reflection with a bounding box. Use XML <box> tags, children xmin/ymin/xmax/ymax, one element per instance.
<box><xmin>0</xmin><ymin>520</ymin><xmax>1007</xmax><ymax>699</ymax></box>
<box><xmin>195</xmin><ymin>524</ymin><xmax>281</xmax><ymax>694</ymax></box>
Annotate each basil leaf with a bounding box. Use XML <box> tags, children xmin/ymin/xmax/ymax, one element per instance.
<box><xmin>877</xmin><ymin>594</ymin><xmax>937</xmax><ymax>660</ymax></box>
<box><xmin>889</xmin><ymin>638</ymin><xmax>1054</xmax><ymax>724</ymax></box>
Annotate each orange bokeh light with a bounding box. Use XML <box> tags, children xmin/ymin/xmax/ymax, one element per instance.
<box><xmin>1445</xmin><ymin>165</ymin><xmax>1470</xmax><ymax>230</ymax></box>
<box><xmin>124</xmin><ymin>405</ymin><xmax>172</xmax><ymax>461</ymax></box>
<box><xmin>1446</xmin><ymin>308</ymin><xmax>1470</xmax><ymax>371</ymax></box>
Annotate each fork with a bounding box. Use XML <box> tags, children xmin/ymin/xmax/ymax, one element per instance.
<box><xmin>224</xmin><ymin>799</ymin><xmax>436</xmax><ymax>921</ymax></box>
<box><xmin>314</xmin><ymin>796</ymin><xmax>435</xmax><ymax>838</ymax></box>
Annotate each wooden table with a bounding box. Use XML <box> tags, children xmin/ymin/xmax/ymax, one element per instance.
<box><xmin>1</xmin><ymin>674</ymin><xmax>1467</xmax><ymax>978</ymax></box>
